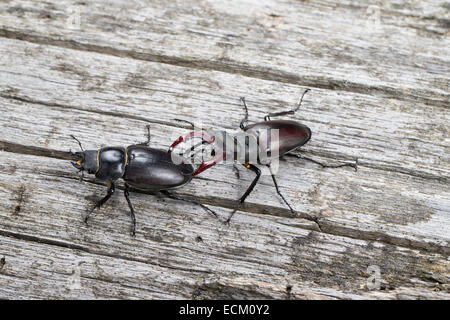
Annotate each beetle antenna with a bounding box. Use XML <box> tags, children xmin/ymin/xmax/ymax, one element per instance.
<box><xmin>263</xmin><ymin>88</ymin><xmax>311</xmax><ymax>121</ymax></box>
<box><xmin>294</xmin><ymin>88</ymin><xmax>310</xmax><ymax>111</ymax></box>
<box><xmin>70</xmin><ymin>135</ymin><xmax>84</xmax><ymax>152</ymax></box>
<box><xmin>239</xmin><ymin>97</ymin><xmax>249</xmax><ymax>130</ymax></box>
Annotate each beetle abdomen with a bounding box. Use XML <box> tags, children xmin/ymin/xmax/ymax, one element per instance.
<box><xmin>245</xmin><ymin>120</ymin><xmax>311</xmax><ymax>158</ymax></box>
<box><xmin>123</xmin><ymin>146</ymin><xmax>194</xmax><ymax>191</ymax></box>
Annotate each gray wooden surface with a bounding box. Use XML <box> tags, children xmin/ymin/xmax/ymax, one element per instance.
<box><xmin>0</xmin><ymin>0</ymin><xmax>449</xmax><ymax>299</ymax></box>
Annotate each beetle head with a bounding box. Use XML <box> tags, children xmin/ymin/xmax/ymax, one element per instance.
<box><xmin>71</xmin><ymin>150</ymin><xmax>99</xmax><ymax>174</ymax></box>
<box><xmin>69</xmin><ymin>135</ymin><xmax>99</xmax><ymax>181</ymax></box>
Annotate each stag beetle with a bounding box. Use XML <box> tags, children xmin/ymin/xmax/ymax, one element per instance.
<box><xmin>169</xmin><ymin>89</ymin><xmax>357</xmax><ymax>223</ymax></box>
<box><xmin>70</xmin><ymin>126</ymin><xmax>217</xmax><ymax>236</ymax></box>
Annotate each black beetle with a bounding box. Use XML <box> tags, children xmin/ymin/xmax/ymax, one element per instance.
<box><xmin>70</xmin><ymin>126</ymin><xmax>217</xmax><ymax>236</ymax></box>
<box><xmin>169</xmin><ymin>89</ymin><xmax>357</xmax><ymax>223</ymax></box>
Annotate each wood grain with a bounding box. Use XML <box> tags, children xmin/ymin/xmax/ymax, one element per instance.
<box><xmin>0</xmin><ymin>151</ymin><xmax>448</xmax><ymax>299</ymax></box>
<box><xmin>0</xmin><ymin>0</ymin><xmax>448</xmax><ymax>299</ymax></box>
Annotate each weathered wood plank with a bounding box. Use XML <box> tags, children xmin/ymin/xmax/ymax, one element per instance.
<box><xmin>0</xmin><ymin>0</ymin><xmax>448</xmax><ymax>300</ymax></box>
<box><xmin>0</xmin><ymin>94</ymin><xmax>449</xmax><ymax>254</ymax></box>
<box><xmin>0</xmin><ymin>151</ymin><xmax>448</xmax><ymax>299</ymax></box>
<box><xmin>0</xmin><ymin>0</ymin><xmax>448</xmax><ymax>107</ymax></box>
<box><xmin>0</xmin><ymin>38</ymin><xmax>448</xmax><ymax>255</ymax></box>
<box><xmin>0</xmin><ymin>38</ymin><xmax>448</xmax><ymax>182</ymax></box>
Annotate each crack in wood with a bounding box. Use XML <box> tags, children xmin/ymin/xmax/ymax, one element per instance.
<box><xmin>0</xmin><ymin>28</ymin><xmax>448</xmax><ymax>109</ymax></box>
<box><xmin>0</xmin><ymin>229</ymin><xmax>213</xmax><ymax>275</ymax></box>
<box><xmin>0</xmin><ymin>0</ymin><xmax>448</xmax><ymax>300</ymax></box>
<box><xmin>0</xmin><ymin>144</ymin><xmax>447</xmax><ymax>255</ymax></box>
<box><xmin>1</xmin><ymin>91</ymin><xmax>448</xmax><ymax>183</ymax></box>
<box><xmin>0</xmin><ymin>93</ymin><xmax>194</xmax><ymax>130</ymax></box>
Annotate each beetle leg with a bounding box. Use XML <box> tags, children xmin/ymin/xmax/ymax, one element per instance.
<box><xmin>85</xmin><ymin>182</ymin><xmax>115</xmax><ymax>224</ymax></box>
<box><xmin>266</xmin><ymin>164</ymin><xmax>322</xmax><ymax>231</ymax></box>
<box><xmin>123</xmin><ymin>184</ymin><xmax>137</xmax><ymax>236</ymax></box>
<box><xmin>266</xmin><ymin>164</ymin><xmax>295</xmax><ymax>213</ymax></box>
<box><xmin>226</xmin><ymin>163</ymin><xmax>261</xmax><ymax>224</ymax></box>
<box><xmin>160</xmin><ymin>190</ymin><xmax>219</xmax><ymax>220</ymax></box>
<box><xmin>287</xmin><ymin>152</ymin><xmax>358</xmax><ymax>172</ymax></box>
<box><xmin>263</xmin><ymin>89</ymin><xmax>310</xmax><ymax>121</ymax></box>
<box><xmin>232</xmin><ymin>164</ymin><xmax>241</xmax><ymax>179</ymax></box>
<box><xmin>78</xmin><ymin>170</ymin><xmax>85</xmax><ymax>183</ymax></box>
<box><xmin>239</xmin><ymin>97</ymin><xmax>249</xmax><ymax>130</ymax></box>
<box><xmin>137</xmin><ymin>124</ymin><xmax>151</xmax><ymax>146</ymax></box>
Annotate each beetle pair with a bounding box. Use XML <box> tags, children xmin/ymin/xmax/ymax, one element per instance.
<box><xmin>70</xmin><ymin>89</ymin><xmax>356</xmax><ymax>235</ymax></box>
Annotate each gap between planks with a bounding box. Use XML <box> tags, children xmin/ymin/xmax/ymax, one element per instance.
<box><xmin>0</xmin><ymin>29</ymin><xmax>448</xmax><ymax>110</ymax></box>
<box><xmin>0</xmin><ymin>93</ymin><xmax>447</xmax><ymax>184</ymax></box>
<box><xmin>0</xmin><ymin>145</ymin><xmax>448</xmax><ymax>256</ymax></box>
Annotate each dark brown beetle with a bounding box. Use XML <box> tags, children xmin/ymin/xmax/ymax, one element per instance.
<box><xmin>70</xmin><ymin>126</ymin><xmax>217</xmax><ymax>236</ymax></box>
<box><xmin>169</xmin><ymin>89</ymin><xmax>357</xmax><ymax>223</ymax></box>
